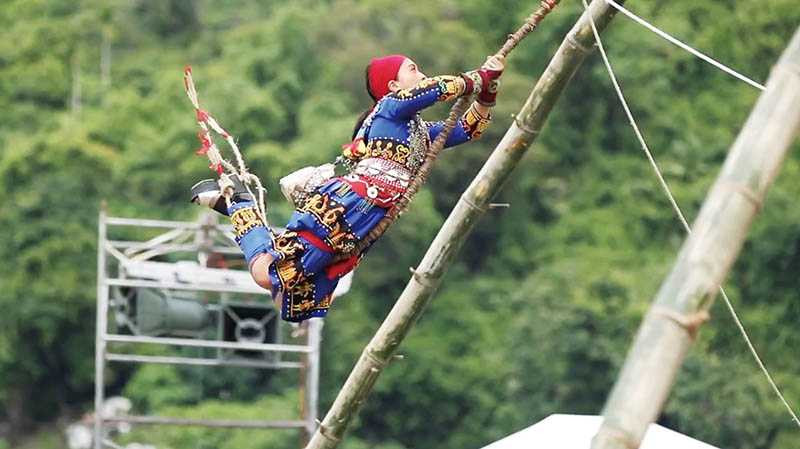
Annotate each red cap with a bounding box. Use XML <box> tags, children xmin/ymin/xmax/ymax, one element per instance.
<box><xmin>367</xmin><ymin>54</ymin><xmax>407</xmax><ymax>101</ymax></box>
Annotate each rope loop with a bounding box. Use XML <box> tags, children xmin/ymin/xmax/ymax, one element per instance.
<box><xmin>184</xmin><ymin>67</ymin><xmax>269</xmax><ymax>226</ymax></box>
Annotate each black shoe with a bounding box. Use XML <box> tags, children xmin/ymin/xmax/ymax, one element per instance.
<box><xmin>190</xmin><ymin>175</ymin><xmax>252</xmax><ymax>217</ymax></box>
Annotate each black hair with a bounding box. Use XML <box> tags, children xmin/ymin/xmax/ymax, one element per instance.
<box><xmin>351</xmin><ymin>63</ymin><xmax>378</xmax><ymax>140</ymax></box>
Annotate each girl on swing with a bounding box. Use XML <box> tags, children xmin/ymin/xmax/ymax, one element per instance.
<box><xmin>191</xmin><ymin>54</ymin><xmax>505</xmax><ymax>322</ymax></box>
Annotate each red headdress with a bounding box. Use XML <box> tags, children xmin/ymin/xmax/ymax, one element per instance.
<box><xmin>367</xmin><ymin>54</ymin><xmax>407</xmax><ymax>101</ymax></box>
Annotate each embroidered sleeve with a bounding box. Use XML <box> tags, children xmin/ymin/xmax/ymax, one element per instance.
<box><xmin>380</xmin><ymin>75</ymin><xmax>466</xmax><ymax>119</ymax></box>
<box><xmin>427</xmin><ymin>103</ymin><xmax>492</xmax><ymax>148</ymax></box>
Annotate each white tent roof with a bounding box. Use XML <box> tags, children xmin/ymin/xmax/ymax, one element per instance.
<box><xmin>482</xmin><ymin>415</ymin><xmax>719</xmax><ymax>449</ymax></box>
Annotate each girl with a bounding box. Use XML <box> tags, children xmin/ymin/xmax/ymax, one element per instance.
<box><xmin>191</xmin><ymin>54</ymin><xmax>504</xmax><ymax>322</ymax></box>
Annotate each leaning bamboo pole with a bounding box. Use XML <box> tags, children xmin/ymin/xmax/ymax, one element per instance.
<box><xmin>591</xmin><ymin>27</ymin><xmax>800</xmax><ymax>449</ymax></box>
<box><xmin>305</xmin><ymin>2</ymin><xmax>628</xmax><ymax>448</ymax></box>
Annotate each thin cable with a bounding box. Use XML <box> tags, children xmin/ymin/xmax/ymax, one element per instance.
<box><xmin>583</xmin><ymin>0</ymin><xmax>800</xmax><ymax>428</ymax></box>
<box><xmin>605</xmin><ymin>0</ymin><xmax>766</xmax><ymax>91</ymax></box>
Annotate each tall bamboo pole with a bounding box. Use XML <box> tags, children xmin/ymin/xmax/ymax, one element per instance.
<box><xmin>305</xmin><ymin>2</ymin><xmax>627</xmax><ymax>448</ymax></box>
<box><xmin>592</xmin><ymin>27</ymin><xmax>800</xmax><ymax>449</ymax></box>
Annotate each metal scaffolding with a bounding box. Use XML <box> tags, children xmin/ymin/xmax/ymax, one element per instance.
<box><xmin>94</xmin><ymin>207</ymin><xmax>350</xmax><ymax>448</ymax></box>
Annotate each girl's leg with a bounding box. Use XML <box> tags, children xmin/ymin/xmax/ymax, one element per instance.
<box><xmin>191</xmin><ymin>179</ymin><xmax>284</xmax><ymax>309</ymax></box>
<box><xmin>249</xmin><ymin>253</ymin><xmax>282</xmax><ymax>310</ymax></box>
<box><xmin>229</xmin><ymin>201</ymin><xmax>277</xmax><ymax>291</ymax></box>
<box><xmin>249</xmin><ymin>253</ymin><xmax>274</xmax><ymax>289</ymax></box>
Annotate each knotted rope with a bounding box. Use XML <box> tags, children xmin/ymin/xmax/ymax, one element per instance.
<box><xmin>183</xmin><ymin>0</ymin><xmax>560</xmax><ymax>254</ymax></box>
<box><xmin>183</xmin><ymin>67</ymin><xmax>269</xmax><ymax>226</ymax></box>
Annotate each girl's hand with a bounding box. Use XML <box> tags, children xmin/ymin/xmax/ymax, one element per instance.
<box><xmin>481</xmin><ymin>54</ymin><xmax>505</xmax><ymax>74</ymax></box>
<box><xmin>476</xmin><ymin>54</ymin><xmax>505</xmax><ymax>106</ymax></box>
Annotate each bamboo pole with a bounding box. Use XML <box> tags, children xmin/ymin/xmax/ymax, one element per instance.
<box><xmin>591</xmin><ymin>27</ymin><xmax>800</xmax><ymax>449</ymax></box>
<box><xmin>305</xmin><ymin>2</ymin><xmax>627</xmax><ymax>448</ymax></box>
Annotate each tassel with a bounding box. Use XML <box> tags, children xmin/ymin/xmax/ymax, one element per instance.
<box><xmin>196</xmin><ymin>131</ymin><xmax>211</xmax><ymax>155</ymax></box>
<box><xmin>209</xmin><ymin>162</ymin><xmax>223</xmax><ymax>174</ymax></box>
<box><xmin>357</xmin><ymin>198</ymin><xmax>374</xmax><ymax>213</ymax></box>
<box><xmin>335</xmin><ymin>183</ymin><xmax>351</xmax><ymax>197</ymax></box>
<box><xmin>341</xmin><ymin>137</ymin><xmax>367</xmax><ymax>160</ymax></box>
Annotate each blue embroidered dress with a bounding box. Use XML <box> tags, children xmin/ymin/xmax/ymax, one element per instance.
<box><xmin>231</xmin><ymin>75</ymin><xmax>492</xmax><ymax>322</ymax></box>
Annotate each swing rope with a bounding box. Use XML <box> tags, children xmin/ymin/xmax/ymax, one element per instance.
<box><xmin>183</xmin><ymin>0</ymin><xmax>560</xmax><ymax>257</ymax></box>
<box><xmin>183</xmin><ymin>67</ymin><xmax>270</xmax><ymax>226</ymax></box>
<box><xmin>337</xmin><ymin>0</ymin><xmax>561</xmax><ymax>260</ymax></box>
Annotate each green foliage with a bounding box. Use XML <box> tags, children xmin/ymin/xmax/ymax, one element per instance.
<box><xmin>12</xmin><ymin>430</ymin><xmax>62</xmax><ymax>449</ymax></box>
<box><xmin>2</xmin><ymin>0</ymin><xmax>800</xmax><ymax>448</ymax></box>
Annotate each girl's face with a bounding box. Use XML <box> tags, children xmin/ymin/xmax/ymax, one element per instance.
<box><xmin>389</xmin><ymin>58</ymin><xmax>427</xmax><ymax>92</ymax></box>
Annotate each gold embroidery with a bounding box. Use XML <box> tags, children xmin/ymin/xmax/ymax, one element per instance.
<box><xmin>293</xmin><ymin>298</ymin><xmax>315</xmax><ymax>313</ymax></box>
<box><xmin>321</xmin><ymin>204</ymin><xmax>345</xmax><ymax>227</ymax></box>
<box><xmin>416</xmin><ymin>78</ymin><xmax>438</xmax><ymax>89</ymax></box>
<box><xmin>296</xmin><ymin>191</ymin><xmax>358</xmax><ymax>253</ymax></box>
<box><xmin>366</xmin><ymin>140</ymin><xmax>414</xmax><ymax>167</ymax></box>
<box><xmin>273</xmin><ymin>231</ymin><xmax>303</xmax><ymax>258</ymax></box>
<box><xmin>436</xmin><ymin>76</ymin><xmax>462</xmax><ymax>101</ymax></box>
<box><xmin>380</xmin><ymin>142</ymin><xmax>393</xmax><ymax>159</ymax></box>
<box><xmin>393</xmin><ymin>76</ymin><xmax>457</xmax><ymax>100</ymax></box>
<box><xmin>325</xmin><ymin>222</ymin><xmax>358</xmax><ymax>252</ymax></box>
<box><xmin>231</xmin><ymin>206</ymin><xmax>262</xmax><ymax>238</ymax></box>
<box><xmin>266</xmin><ymin>192</ymin><xmax>359</xmax><ymax>320</ymax></box>
<box><xmin>395</xmin><ymin>88</ymin><xmax>413</xmax><ymax>99</ymax></box>
<box><xmin>463</xmin><ymin>104</ymin><xmax>492</xmax><ymax>139</ymax></box>
<box><xmin>293</xmin><ymin>281</ymin><xmax>314</xmax><ymax>297</ymax></box>
<box><xmin>317</xmin><ymin>295</ymin><xmax>333</xmax><ymax>309</ymax></box>
<box><xmin>290</xmin><ymin>292</ymin><xmax>332</xmax><ymax>315</ymax></box>
<box><xmin>368</xmin><ymin>140</ymin><xmax>379</xmax><ymax>158</ymax></box>
<box><xmin>275</xmin><ymin>259</ymin><xmax>302</xmax><ymax>289</ymax></box>
<box><xmin>301</xmin><ymin>193</ymin><xmax>327</xmax><ymax>215</ymax></box>
<box><xmin>393</xmin><ymin>144</ymin><xmax>410</xmax><ymax>164</ymax></box>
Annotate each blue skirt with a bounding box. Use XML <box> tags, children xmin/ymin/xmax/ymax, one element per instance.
<box><xmin>264</xmin><ymin>178</ymin><xmax>386</xmax><ymax>322</ymax></box>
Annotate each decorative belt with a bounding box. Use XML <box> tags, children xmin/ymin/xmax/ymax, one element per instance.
<box><xmin>352</xmin><ymin>158</ymin><xmax>412</xmax><ymax>194</ymax></box>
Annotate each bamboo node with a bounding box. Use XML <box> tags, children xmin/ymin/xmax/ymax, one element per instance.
<box><xmin>513</xmin><ymin>116</ymin><xmax>541</xmax><ymax>136</ymax></box>
<box><xmin>566</xmin><ymin>32</ymin><xmax>594</xmax><ymax>54</ymax></box>
<box><xmin>365</xmin><ymin>349</ymin><xmax>390</xmax><ymax>368</ymax></box>
<box><xmin>409</xmin><ymin>267</ymin><xmax>436</xmax><ymax>288</ymax></box>
<box><xmin>318</xmin><ymin>424</ymin><xmax>341</xmax><ymax>443</ymax></box>
<box><xmin>652</xmin><ymin>306</ymin><xmax>710</xmax><ymax>340</ymax></box>
<box><xmin>460</xmin><ymin>196</ymin><xmax>488</xmax><ymax>213</ymax></box>
<box><xmin>717</xmin><ymin>180</ymin><xmax>763</xmax><ymax>212</ymax></box>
